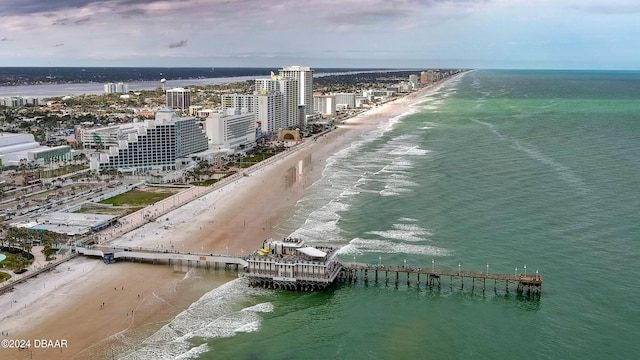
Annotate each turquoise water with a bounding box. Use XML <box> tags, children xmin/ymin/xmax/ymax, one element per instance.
<box><xmin>0</xmin><ymin>254</ymin><xmax>5</xmax><ymax>262</ymax></box>
<box><xmin>123</xmin><ymin>70</ymin><xmax>640</xmax><ymax>359</ymax></box>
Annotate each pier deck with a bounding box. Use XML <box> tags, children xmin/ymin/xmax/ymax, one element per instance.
<box><xmin>340</xmin><ymin>262</ymin><xmax>542</xmax><ymax>296</ymax></box>
<box><xmin>76</xmin><ymin>245</ymin><xmax>248</xmax><ymax>269</ymax></box>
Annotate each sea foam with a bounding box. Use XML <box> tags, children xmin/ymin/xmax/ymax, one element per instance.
<box><xmin>120</xmin><ymin>279</ymin><xmax>270</xmax><ymax>360</ymax></box>
<box><xmin>349</xmin><ymin>238</ymin><xmax>451</xmax><ymax>256</ymax></box>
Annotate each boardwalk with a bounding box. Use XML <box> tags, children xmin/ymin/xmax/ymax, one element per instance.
<box><xmin>340</xmin><ymin>262</ymin><xmax>542</xmax><ymax>296</ymax></box>
<box><xmin>76</xmin><ymin>245</ymin><xmax>248</xmax><ymax>269</ymax></box>
<box><xmin>0</xmin><ymin>253</ymin><xmax>79</xmax><ymax>295</ymax></box>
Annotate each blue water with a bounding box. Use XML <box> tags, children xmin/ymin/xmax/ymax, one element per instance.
<box><xmin>122</xmin><ymin>70</ymin><xmax>640</xmax><ymax>360</ymax></box>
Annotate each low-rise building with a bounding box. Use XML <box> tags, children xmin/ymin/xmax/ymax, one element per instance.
<box><xmin>0</xmin><ymin>96</ymin><xmax>39</xmax><ymax>107</ymax></box>
<box><xmin>0</xmin><ymin>132</ymin><xmax>71</xmax><ymax>168</ymax></box>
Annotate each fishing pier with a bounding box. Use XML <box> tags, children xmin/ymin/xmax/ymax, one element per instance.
<box><xmin>339</xmin><ymin>262</ymin><xmax>542</xmax><ymax>296</ymax></box>
<box><xmin>73</xmin><ymin>239</ymin><xmax>542</xmax><ymax>296</ymax></box>
<box><xmin>243</xmin><ymin>238</ymin><xmax>542</xmax><ymax>296</ymax></box>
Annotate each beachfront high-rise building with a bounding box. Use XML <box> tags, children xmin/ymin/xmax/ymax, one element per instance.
<box><xmin>313</xmin><ymin>94</ymin><xmax>336</xmax><ymax>116</ymax></box>
<box><xmin>87</xmin><ymin>108</ymin><xmax>208</xmax><ymax>174</ymax></box>
<box><xmin>166</xmin><ymin>88</ymin><xmax>191</xmax><ymax>110</ymax></box>
<box><xmin>256</xmin><ymin>92</ymin><xmax>283</xmax><ymax>136</ymax></box>
<box><xmin>332</xmin><ymin>93</ymin><xmax>356</xmax><ymax>109</ymax></box>
<box><xmin>205</xmin><ymin>109</ymin><xmax>256</xmax><ymax>150</ymax></box>
<box><xmin>421</xmin><ymin>70</ymin><xmax>442</xmax><ymax>83</ymax></box>
<box><xmin>409</xmin><ymin>74</ymin><xmax>419</xmax><ymax>89</ymax></box>
<box><xmin>255</xmin><ymin>76</ymin><xmax>299</xmax><ymax>129</ymax></box>
<box><xmin>278</xmin><ymin>66</ymin><xmax>313</xmax><ymax>117</ymax></box>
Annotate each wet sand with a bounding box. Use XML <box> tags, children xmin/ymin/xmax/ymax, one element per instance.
<box><xmin>0</xmin><ymin>82</ymin><xmax>443</xmax><ymax>359</ymax></box>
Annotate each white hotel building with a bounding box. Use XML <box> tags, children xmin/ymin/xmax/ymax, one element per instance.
<box><xmin>205</xmin><ymin>109</ymin><xmax>256</xmax><ymax>150</ymax></box>
<box><xmin>333</xmin><ymin>93</ymin><xmax>356</xmax><ymax>109</ymax></box>
<box><xmin>86</xmin><ymin>108</ymin><xmax>208</xmax><ymax>173</ymax></box>
<box><xmin>313</xmin><ymin>94</ymin><xmax>336</xmax><ymax>116</ymax></box>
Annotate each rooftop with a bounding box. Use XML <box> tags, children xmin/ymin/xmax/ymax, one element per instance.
<box><xmin>12</xmin><ymin>211</ymin><xmax>117</xmax><ymax>236</ymax></box>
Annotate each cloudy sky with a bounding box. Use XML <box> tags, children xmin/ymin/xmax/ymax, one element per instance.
<box><xmin>0</xmin><ymin>0</ymin><xmax>638</xmax><ymax>69</ymax></box>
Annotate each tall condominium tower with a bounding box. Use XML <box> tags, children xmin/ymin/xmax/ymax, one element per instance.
<box><xmin>166</xmin><ymin>88</ymin><xmax>191</xmax><ymax>109</ymax></box>
<box><xmin>256</xmin><ymin>92</ymin><xmax>283</xmax><ymax>136</ymax></box>
<box><xmin>278</xmin><ymin>66</ymin><xmax>313</xmax><ymax>116</ymax></box>
<box><xmin>255</xmin><ymin>76</ymin><xmax>299</xmax><ymax>130</ymax></box>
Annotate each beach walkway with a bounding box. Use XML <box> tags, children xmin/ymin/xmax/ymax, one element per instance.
<box><xmin>0</xmin><ymin>252</ymin><xmax>79</xmax><ymax>295</ymax></box>
<box><xmin>76</xmin><ymin>245</ymin><xmax>248</xmax><ymax>269</ymax></box>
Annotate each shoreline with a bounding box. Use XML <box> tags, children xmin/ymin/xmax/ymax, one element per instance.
<box><xmin>0</xmin><ymin>77</ymin><xmax>456</xmax><ymax>359</ymax></box>
<box><xmin>0</xmin><ymin>69</ymin><xmax>411</xmax><ymax>98</ymax></box>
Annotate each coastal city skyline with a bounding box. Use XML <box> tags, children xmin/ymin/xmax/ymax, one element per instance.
<box><xmin>0</xmin><ymin>0</ymin><xmax>639</xmax><ymax>70</ymax></box>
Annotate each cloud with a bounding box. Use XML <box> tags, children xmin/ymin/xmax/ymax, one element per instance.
<box><xmin>52</xmin><ymin>15</ymin><xmax>92</xmax><ymax>26</ymax></box>
<box><xmin>0</xmin><ymin>0</ymin><xmax>174</xmax><ymax>17</ymax></box>
<box><xmin>571</xmin><ymin>3</ymin><xmax>640</xmax><ymax>14</ymax></box>
<box><xmin>0</xmin><ymin>0</ymin><xmax>107</xmax><ymax>16</ymax></box>
<box><xmin>74</xmin><ymin>16</ymin><xmax>92</xmax><ymax>25</ymax></box>
<box><xmin>0</xmin><ymin>0</ymin><xmax>637</xmax><ymax>70</ymax></box>
<box><xmin>1</xmin><ymin>37</ymin><xmax>7</xmax><ymax>41</ymax></box>
<box><xmin>327</xmin><ymin>9</ymin><xmax>411</xmax><ymax>26</ymax></box>
<box><xmin>118</xmin><ymin>8</ymin><xmax>147</xmax><ymax>18</ymax></box>
<box><xmin>52</xmin><ymin>18</ymin><xmax>70</xmax><ymax>26</ymax></box>
<box><xmin>323</xmin><ymin>0</ymin><xmax>484</xmax><ymax>28</ymax></box>
<box><xmin>168</xmin><ymin>40</ymin><xmax>188</xmax><ymax>48</ymax></box>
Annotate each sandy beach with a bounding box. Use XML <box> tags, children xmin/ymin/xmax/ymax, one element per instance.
<box><xmin>0</xmin><ymin>82</ymin><xmax>442</xmax><ymax>359</ymax></box>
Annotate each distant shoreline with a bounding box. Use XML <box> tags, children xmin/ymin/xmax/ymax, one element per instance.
<box><xmin>0</xmin><ymin>67</ymin><xmax>411</xmax><ymax>86</ymax></box>
<box><xmin>0</xmin><ymin>76</ymin><xmax>260</xmax><ymax>98</ymax></box>
<box><xmin>0</xmin><ymin>67</ymin><xmax>429</xmax><ymax>98</ymax></box>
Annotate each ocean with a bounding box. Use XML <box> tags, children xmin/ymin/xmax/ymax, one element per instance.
<box><xmin>121</xmin><ymin>70</ymin><xmax>640</xmax><ymax>359</ymax></box>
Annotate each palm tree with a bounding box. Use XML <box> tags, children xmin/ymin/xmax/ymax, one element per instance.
<box><xmin>14</xmin><ymin>254</ymin><xmax>26</xmax><ymax>272</ymax></box>
<box><xmin>21</xmin><ymin>240</ymin><xmax>32</xmax><ymax>255</ymax></box>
